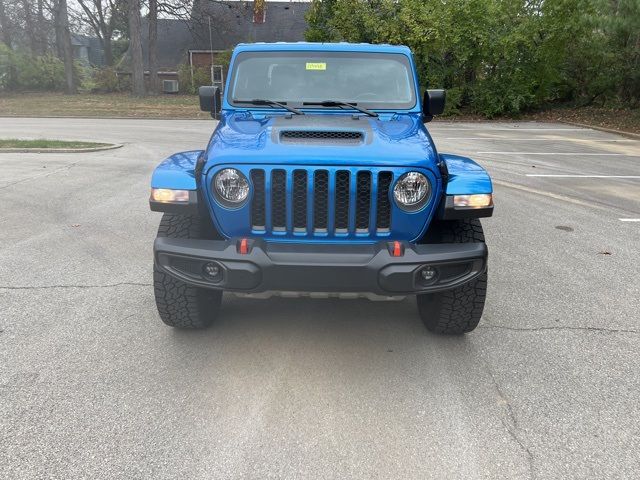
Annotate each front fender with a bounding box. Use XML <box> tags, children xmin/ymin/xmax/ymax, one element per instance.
<box><xmin>150</xmin><ymin>150</ymin><xmax>203</xmax><ymax>190</ymax></box>
<box><xmin>149</xmin><ymin>150</ymin><xmax>203</xmax><ymax>213</ymax></box>
<box><xmin>440</xmin><ymin>153</ymin><xmax>492</xmax><ymax>195</ymax></box>
<box><xmin>437</xmin><ymin>153</ymin><xmax>493</xmax><ymax>219</ymax></box>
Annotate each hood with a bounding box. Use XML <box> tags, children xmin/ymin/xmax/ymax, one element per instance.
<box><xmin>204</xmin><ymin>112</ymin><xmax>438</xmax><ymax>172</ymax></box>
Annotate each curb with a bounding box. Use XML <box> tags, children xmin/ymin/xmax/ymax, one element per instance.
<box><xmin>556</xmin><ymin>120</ymin><xmax>640</xmax><ymax>140</ymax></box>
<box><xmin>0</xmin><ymin>114</ymin><xmax>209</xmax><ymax>121</ymax></box>
<box><xmin>0</xmin><ymin>143</ymin><xmax>124</xmax><ymax>153</ymax></box>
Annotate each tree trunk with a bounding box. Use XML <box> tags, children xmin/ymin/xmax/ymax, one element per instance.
<box><xmin>102</xmin><ymin>35</ymin><xmax>114</xmax><ymax>66</ymax></box>
<box><xmin>22</xmin><ymin>0</ymin><xmax>38</xmax><ymax>54</ymax></box>
<box><xmin>36</xmin><ymin>0</ymin><xmax>47</xmax><ymax>55</ymax></box>
<box><xmin>0</xmin><ymin>0</ymin><xmax>12</xmax><ymax>48</ymax></box>
<box><xmin>53</xmin><ymin>0</ymin><xmax>77</xmax><ymax>94</ymax></box>
<box><xmin>148</xmin><ymin>0</ymin><xmax>158</xmax><ymax>94</ymax></box>
<box><xmin>128</xmin><ymin>0</ymin><xmax>145</xmax><ymax>96</ymax></box>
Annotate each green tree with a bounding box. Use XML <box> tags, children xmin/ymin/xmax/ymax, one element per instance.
<box><xmin>305</xmin><ymin>0</ymin><xmax>639</xmax><ymax>115</ymax></box>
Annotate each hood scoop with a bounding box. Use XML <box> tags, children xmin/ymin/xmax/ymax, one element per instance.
<box><xmin>280</xmin><ymin>130</ymin><xmax>364</xmax><ymax>145</ymax></box>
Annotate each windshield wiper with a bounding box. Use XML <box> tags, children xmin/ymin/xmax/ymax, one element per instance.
<box><xmin>234</xmin><ymin>99</ymin><xmax>304</xmax><ymax>115</ymax></box>
<box><xmin>303</xmin><ymin>100</ymin><xmax>378</xmax><ymax>118</ymax></box>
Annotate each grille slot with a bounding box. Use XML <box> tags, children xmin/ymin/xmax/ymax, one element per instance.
<box><xmin>271</xmin><ymin>170</ymin><xmax>286</xmax><ymax>230</ymax></box>
<box><xmin>280</xmin><ymin>130</ymin><xmax>363</xmax><ymax>144</ymax></box>
<box><xmin>249</xmin><ymin>168</ymin><xmax>395</xmax><ymax>237</ymax></box>
<box><xmin>292</xmin><ymin>170</ymin><xmax>307</xmax><ymax>231</ymax></box>
<box><xmin>376</xmin><ymin>172</ymin><xmax>392</xmax><ymax>231</ymax></box>
<box><xmin>334</xmin><ymin>171</ymin><xmax>350</xmax><ymax>232</ymax></box>
<box><xmin>313</xmin><ymin>170</ymin><xmax>329</xmax><ymax>231</ymax></box>
<box><xmin>250</xmin><ymin>170</ymin><xmax>265</xmax><ymax>229</ymax></box>
<box><xmin>355</xmin><ymin>171</ymin><xmax>371</xmax><ymax>231</ymax></box>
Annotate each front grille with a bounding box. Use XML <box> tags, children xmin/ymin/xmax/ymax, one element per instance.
<box><xmin>280</xmin><ymin>130</ymin><xmax>363</xmax><ymax>145</ymax></box>
<box><xmin>250</xmin><ymin>168</ymin><xmax>393</xmax><ymax>236</ymax></box>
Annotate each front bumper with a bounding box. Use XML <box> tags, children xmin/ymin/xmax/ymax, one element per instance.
<box><xmin>154</xmin><ymin>237</ymin><xmax>487</xmax><ymax>296</ymax></box>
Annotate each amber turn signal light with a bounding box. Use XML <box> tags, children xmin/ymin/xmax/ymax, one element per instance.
<box><xmin>453</xmin><ymin>194</ymin><xmax>493</xmax><ymax>208</ymax></box>
<box><xmin>151</xmin><ymin>188</ymin><xmax>190</xmax><ymax>203</ymax></box>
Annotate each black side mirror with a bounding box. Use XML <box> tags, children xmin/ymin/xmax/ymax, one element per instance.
<box><xmin>199</xmin><ymin>86</ymin><xmax>221</xmax><ymax>119</ymax></box>
<box><xmin>422</xmin><ymin>89</ymin><xmax>446</xmax><ymax>122</ymax></box>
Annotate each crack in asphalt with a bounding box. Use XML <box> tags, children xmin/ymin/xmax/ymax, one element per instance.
<box><xmin>480</xmin><ymin>356</ymin><xmax>536</xmax><ymax>479</ymax></box>
<box><xmin>0</xmin><ymin>282</ymin><xmax>152</xmax><ymax>290</ymax></box>
<box><xmin>0</xmin><ymin>161</ymin><xmax>82</xmax><ymax>190</ymax></box>
<box><xmin>480</xmin><ymin>323</ymin><xmax>639</xmax><ymax>335</ymax></box>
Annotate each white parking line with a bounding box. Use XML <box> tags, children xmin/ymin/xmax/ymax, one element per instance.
<box><xmin>619</xmin><ymin>219</ymin><xmax>640</xmax><ymax>222</ymax></box>
<box><xmin>525</xmin><ymin>174</ymin><xmax>640</xmax><ymax>178</ymax></box>
<box><xmin>477</xmin><ymin>152</ymin><xmax>635</xmax><ymax>156</ymax></box>
<box><xmin>445</xmin><ymin>137</ymin><xmax>638</xmax><ymax>142</ymax></box>
<box><xmin>436</xmin><ymin>127</ymin><xmax>588</xmax><ymax>131</ymax></box>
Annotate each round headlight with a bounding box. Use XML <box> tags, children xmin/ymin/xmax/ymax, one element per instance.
<box><xmin>213</xmin><ymin>168</ymin><xmax>249</xmax><ymax>206</ymax></box>
<box><xmin>393</xmin><ymin>172</ymin><xmax>430</xmax><ymax>211</ymax></box>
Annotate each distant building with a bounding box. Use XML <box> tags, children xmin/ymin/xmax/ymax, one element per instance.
<box><xmin>71</xmin><ymin>34</ymin><xmax>105</xmax><ymax>66</ymax></box>
<box><xmin>136</xmin><ymin>0</ymin><xmax>310</xmax><ymax>92</ymax></box>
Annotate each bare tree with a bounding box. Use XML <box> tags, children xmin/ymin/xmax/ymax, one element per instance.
<box><xmin>157</xmin><ymin>0</ymin><xmax>193</xmax><ymax>20</ymax></box>
<box><xmin>148</xmin><ymin>0</ymin><xmax>158</xmax><ymax>93</ymax></box>
<box><xmin>52</xmin><ymin>0</ymin><xmax>77</xmax><ymax>94</ymax></box>
<box><xmin>128</xmin><ymin>0</ymin><xmax>145</xmax><ymax>96</ymax></box>
<box><xmin>0</xmin><ymin>0</ymin><xmax>12</xmax><ymax>48</ymax></box>
<box><xmin>35</xmin><ymin>0</ymin><xmax>48</xmax><ymax>54</ymax></box>
<box><xmin>72</xmin><ymin>0</ymin><xmax>124</xmax><ymax>66</ymax></box>
<box><xmin>22</xmin><ymin>0</ymin><xmax>38</xmax><ymax>53</ymax></box>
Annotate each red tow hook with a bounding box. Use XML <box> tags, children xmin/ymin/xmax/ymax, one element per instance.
<box><xmin>238</xmin><ymin>238</ymin><xmax>249</xmax><ymax>255</ymax></box>
<box><xmin>390</xmin><ymin>241</ymin><xmax>404</xmax><ymax>257</ymax></box>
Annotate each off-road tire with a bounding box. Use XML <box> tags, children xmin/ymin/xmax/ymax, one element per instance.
<box><xmin>417</xmin><ymin>218</ymin><xmax>487</xmax><ymax>334</ymax></box>
<box><xmin>153</xmin><ymin>213</ymin><xmax>222</xmax><ymax>329</ymax></box>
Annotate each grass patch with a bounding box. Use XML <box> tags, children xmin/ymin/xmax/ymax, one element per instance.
<box><xmin>0</xmin><ymin>139</ymin><xmax>112</xmax><ymax>149</ymax></box>
<box><xmin>0</xmin><ymin>92</ymin><xmax>207</xmax><ymax>119</ymax></box>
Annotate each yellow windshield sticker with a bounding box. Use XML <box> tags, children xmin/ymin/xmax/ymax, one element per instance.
<box><xmin>306</xmin><ymin>62</ymin><xmax>326</xmax><ymax>71</ymax></box>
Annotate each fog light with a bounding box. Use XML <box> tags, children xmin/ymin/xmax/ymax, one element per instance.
<box><xmin>203</xmin><ymin>262</ymin><xmax>222</xmax><ymax>281</ymax></box>
<box><xmin>419</xmin><ymin>266</ymin><xmax>438</xmax><ymax>285</ymax></box>
<box><xmin>421</xmin><ymin>266</ymin><xmax>436</xmax><ymax>280</ymax></box>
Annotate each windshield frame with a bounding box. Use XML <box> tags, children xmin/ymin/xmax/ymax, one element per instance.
<box><xmin>225</xmin><ymin>50</ymin><xmax>419</xmax><ymax>112</ymax></box>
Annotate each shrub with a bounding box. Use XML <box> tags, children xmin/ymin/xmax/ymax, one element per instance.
<box><xmin>216</xmin><ymin>50</ymin><xmax>233</xmax><ymax>71</ymax></box>
<box><xmin>0</xmin><ymin>45</ymin><xmax>65</xmax><ymax>91</ymax></box>
<box><xmin>177</xmin><ymin>63</ymin><xmax>211</xmax><ymax>94</ymax></box>
<box><xmin>92</xmin><ymin>67</ymin><xmax>120</xmax><ymax>92</ymax></box>
<box><xmin>442</xmin><ymin>87</ymin><xmax>463</xmax><ymax>116</ymax></box>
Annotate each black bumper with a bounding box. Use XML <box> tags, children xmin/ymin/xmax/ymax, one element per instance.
<box><xmin>154</xmin><ymin>237</ymin><xmax>487</xmax><ymax>296</ymax></box>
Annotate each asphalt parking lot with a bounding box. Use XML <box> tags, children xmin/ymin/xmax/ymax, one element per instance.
<box><xmin>1</xmin><ymin>117</ymin><xmax>638</xmax><ymax>479</ymax></box>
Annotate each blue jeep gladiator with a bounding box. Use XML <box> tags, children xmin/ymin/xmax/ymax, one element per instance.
<box><xmin>149</xmin><ymin>42</ymin><xmax>493</xmax><ymax>334</ymax></box>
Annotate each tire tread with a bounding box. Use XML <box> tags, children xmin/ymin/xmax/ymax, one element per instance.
<box><xmin>153</xmin><ymin>213</ymin><xmax>221</xmax><ymax>329</ymax></box>
<box><xmin>417</xmin><ymin>218</ymin><xmax>487</xmax><ymax>335</ymax></box>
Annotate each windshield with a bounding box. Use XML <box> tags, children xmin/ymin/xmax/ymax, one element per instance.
<box><xmin>228</xmin><ymin>51</ymin><xmax>417</xmax><ymax>110</ymax></box>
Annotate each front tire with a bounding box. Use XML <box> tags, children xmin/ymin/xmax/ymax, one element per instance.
<box><xmin>153</xmin><ymin>213</ymin><xmax>222</xmax><ymax>329</ymax></box>
<box><xmin>417</xmin><ymin>219</ymin><xmax>488</xmax><ymax>334</ymax></box>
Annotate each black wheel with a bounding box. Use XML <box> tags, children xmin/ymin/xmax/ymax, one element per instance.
<box><xmin>417</xmin><ymin>218</ymin><xmax>487</xmax><ymax>334</ymax></box>
<box><xmin>153</xmin><ymin>213</ymin><xmax>222</xmax><ymax>329</ymax></box>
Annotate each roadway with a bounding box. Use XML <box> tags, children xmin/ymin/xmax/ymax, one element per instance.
<box><xmin>0</xmin><ymin>117</ymin><xmax>638</xmax><ymax>479</ymax></box>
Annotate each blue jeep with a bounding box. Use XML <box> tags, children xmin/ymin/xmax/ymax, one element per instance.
<box><xmin>149</xmin><ymin>43</ymin><xmax>493</xmax><ymax>334</ymax></box>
